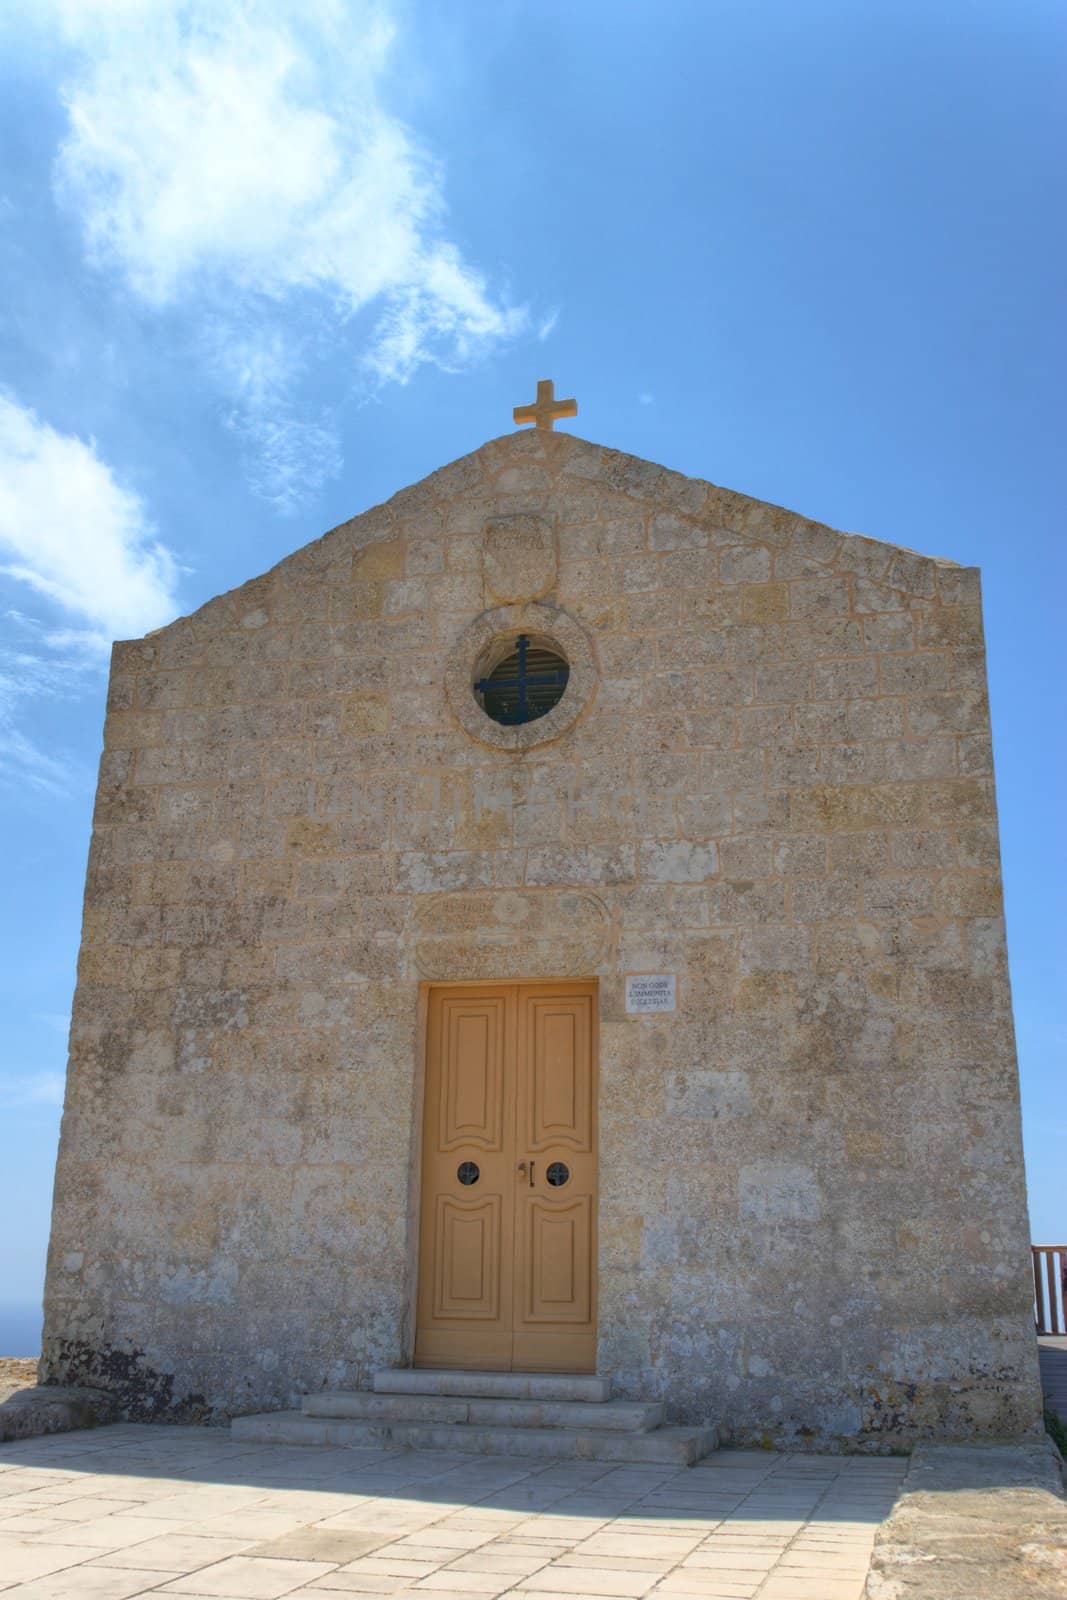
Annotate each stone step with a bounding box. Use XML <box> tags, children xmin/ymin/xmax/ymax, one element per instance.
<box><xmin>231</xmin><ymin>1410</ymin><xmax>717</xmax><ymax>1465</ymax></box>
<box><xmin>302</xmin><ymin>1390</ymin><xmax>664</xmax><ymax>1432</ymax></box>
<box><xmin>371</xmin><ymin>1368</ymin><xmax>612</xmax><ymax>1403</ymax></box>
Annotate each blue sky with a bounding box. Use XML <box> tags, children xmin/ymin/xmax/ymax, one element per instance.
<box><xmin>0</xmin><ymin>0</ymin><xmax>1063</xmax><ymax>1348</ymax></box>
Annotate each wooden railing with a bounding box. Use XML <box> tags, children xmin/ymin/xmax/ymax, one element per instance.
<box><xmin>1033</xmin><ymin>1246</ymin><xmax>1067</xmax><ymax>1335</ymax></box>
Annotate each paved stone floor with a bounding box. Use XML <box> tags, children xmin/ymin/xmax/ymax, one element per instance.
<box><xmin>0</xmin><ymin>1423</ymin><xmax>908</xmax><ymax>1600</ymax></box>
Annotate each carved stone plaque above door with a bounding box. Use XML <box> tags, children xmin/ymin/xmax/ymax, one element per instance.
<box><xmin>413</xmin><ymin>890</ymin><xmax>611</xmax><ymax>981</ymax></box>
<box><xmin>482</xmin><ymin>514</ymin><xmax>557</xmax><ymax>603</ymax></box>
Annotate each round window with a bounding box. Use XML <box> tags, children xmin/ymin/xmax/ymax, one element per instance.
<box><xmin>474</xmin><ymin>634</ymin><xmax>570</xmax><ymax>727</ymax></box>
<box><xmin>445</xmin><ymin>603</ymin><xmax>597</xmax><ymax>753</ymax></box>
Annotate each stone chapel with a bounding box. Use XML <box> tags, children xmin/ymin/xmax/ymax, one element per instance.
<box><xmin>41</xmin><ymin>392</ymin><xmax>1042</xmax><ymax>1456</ymax></box>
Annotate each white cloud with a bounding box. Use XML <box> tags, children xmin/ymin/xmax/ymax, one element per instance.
<box><xmin>0</xmin><ymin>394</ymin><xmax>181</xmax><ymax>790</ymax></box>
<box><xmin>0</xmin><ymin>394</ymin><xmax>179</xmax><ymax>640</ymax></box>
<box><xmin>39</xmin><ymin>0</ymin><xmax>528</xmax><ymax>506</ymax></box>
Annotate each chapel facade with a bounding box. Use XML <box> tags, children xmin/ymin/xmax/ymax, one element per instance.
<box><xmin>41</xmin><ymin>421</ymin><xmax>1041</xmax><ymax>1448</ymax></box>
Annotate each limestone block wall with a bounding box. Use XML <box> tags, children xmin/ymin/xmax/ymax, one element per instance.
<box><xmin>41</xmin><ymin>429</ymin><xmax>1041</xmax><ymax>1446</ymax></box>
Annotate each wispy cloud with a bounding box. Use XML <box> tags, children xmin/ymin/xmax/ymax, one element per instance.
<box><xmin>0</xmin><ymin>722</ymin><xmax>80</xmax><ymax>798</ymax></box>
<box><xmin>0</xmin><ymin>1069</ymin><xmax>66</xmax><ymax>1110</ymax></box>
<box><xmin>537</xmin><ymin>309</ymin><xmax>560</xmax><ymax>344</ymax></box>
<box><xmin>0</xmin><ymin>394</ymin><xmax>181</xmax><ymax>789</ymax></box>
<box><xmin>205</xmin><ymin>324</ymin><xmax>343</xmax><ymax>514</ymax></box>
<box><xmin>32</xmin><ymin>1012</ymin><xmax>72</xmax><ymax>1038</ymax></box>
<box><xmin>40</xmin><ymin>0</ymin><xmax>528</xmax><ymax>509</ymax></box>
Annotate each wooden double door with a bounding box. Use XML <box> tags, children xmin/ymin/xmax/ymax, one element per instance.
<box><xmin>416</xmin><ymin>982</ymin><xmax>598</xmax><ymax>1372</ymax></box>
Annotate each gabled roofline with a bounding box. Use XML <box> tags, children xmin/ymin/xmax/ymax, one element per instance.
<box><xmin>137</xmin><ymin>429</ymin><xmax>967</xmax><ymax>650</ymax></box>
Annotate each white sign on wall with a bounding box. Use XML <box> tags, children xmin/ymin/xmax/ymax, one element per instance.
<box><xmin>625</xmin><ymin>974</ymin><xmax>676</xmax><ymax>1014</ymax></box>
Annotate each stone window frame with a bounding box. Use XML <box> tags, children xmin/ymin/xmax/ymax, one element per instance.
<box><xmin>445</xmin><ymin>602</ymin><xmax>598</xmax><ymax>752</ymax></box>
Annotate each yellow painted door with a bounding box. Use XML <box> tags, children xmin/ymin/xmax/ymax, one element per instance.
<box><xmin>416</xmin><ymin>983</ymin><xmax>597</xmax><ymax>1372</ymax></box>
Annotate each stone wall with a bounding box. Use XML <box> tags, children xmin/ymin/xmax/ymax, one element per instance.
<box><xmin>41</xmin><ymin>429</ymin><xmax>1042</xmax><ymax>1446</ymax></box>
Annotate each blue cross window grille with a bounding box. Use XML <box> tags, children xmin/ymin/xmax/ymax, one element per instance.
<box><xmin>475</xmin><ymin>634</ymin><xmax>570</xmax><ymax>726</ymax></box>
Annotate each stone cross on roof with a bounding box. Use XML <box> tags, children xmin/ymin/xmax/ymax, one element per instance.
<box><xmin>513</xmin><ymin>378</ymin><xmax>578</xmax><ymax>431</ymax></box>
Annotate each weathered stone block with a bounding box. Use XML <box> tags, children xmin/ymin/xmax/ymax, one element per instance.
<box><xmin>740</xmin><ymin>1163</ymin><xmax>824</xmax><ymax>1222</ymax></box>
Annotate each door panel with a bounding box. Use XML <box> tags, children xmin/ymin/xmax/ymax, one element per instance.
<box><xmin>520</xmin><ymin>1195</ymin><xmax>593</xmax><ymax>1320</ymax></box>
<box><xmin>513</xmin><ymin>988</ymin><xmax>597</xmax><ymax>1371</ymax></box>
<box><xmin>416</xmin><ymin>982</ymin><xmax>597</xmax><ymax>1373</ymax></box>
<box><xmin>432</xmin><ymin>1195</ymin><xmax>502</xmax><ymax>1319</ymax></box>
<box><xmin>416</xmin><ymin>990</ymin><xmax>515</xmax><ymax>1370</ymax></box>
<box><xmin>524</xmin><ymin>995</ymin><xmax>593</xmax><ymax>1152</ymax></box>
<box><xmin>439</xmin><ymin>998</ymin><xmax>506</xmax><ymax>1151</ymax></box>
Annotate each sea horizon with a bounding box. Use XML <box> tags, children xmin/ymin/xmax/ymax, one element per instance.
<box><xmin>0</xmin><ymin>1303</ymin><xmax>42</xmax><ymax>1358</ymax></box>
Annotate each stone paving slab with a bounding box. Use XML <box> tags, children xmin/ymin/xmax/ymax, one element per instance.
<box><xmin>0</xmin><ymin>1424</ymin><xmax>907</xmax><ymax>1598</ymax></box>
